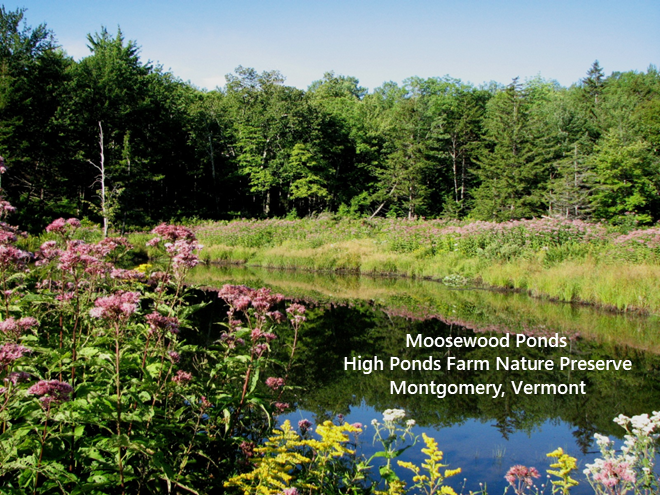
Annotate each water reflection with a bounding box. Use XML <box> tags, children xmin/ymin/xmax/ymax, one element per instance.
<box><xmin>189</xmin><ymin>264</ymin><xmax>660</xmax><ymax>494</ymax></box>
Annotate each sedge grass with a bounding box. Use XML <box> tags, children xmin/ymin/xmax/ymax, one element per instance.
<box><xmin>190</xmin><ymin>218</ymin><xmax>660</xmax><ymax>315</ymax></box>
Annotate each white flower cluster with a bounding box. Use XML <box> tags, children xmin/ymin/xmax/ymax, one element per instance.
<box><xmin>584</xmin><ymin>411</ymin><xmax>660</xmax><ymax>492</ymax></box>
<box><xmin>382</xmin><ymin>408</ymin><xmax>406</xmax><ymax>423</ymax></box>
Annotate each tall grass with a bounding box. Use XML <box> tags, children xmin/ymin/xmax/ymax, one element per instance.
<box><xmin>188</xmin><ymin>217</ymin><xmax>660</xmax><ymax>314</ymax></box>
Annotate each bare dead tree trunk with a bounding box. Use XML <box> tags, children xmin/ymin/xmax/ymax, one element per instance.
<box><xmin>88</xmin><ymin>122</ymin><xmax>108</xmax><ymax>238</ymax></box>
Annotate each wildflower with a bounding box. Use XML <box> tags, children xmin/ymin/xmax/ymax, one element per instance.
<box><xmin>0</xmin><ymin>317</ymin><xmax>38</xmax><ymax>339</ymax></box>
<box><xmin>265</xmin><ymin>377</ymin><xmax>285</xmax><ymax>390</ymax></box>
<box><xmin>298</xmin><ymin>419</ymin><xmax>312</xmax><ymax>434</ymax></box>
<box><xmin>90</xmin><ymin>291</ymin><xmax>140</xmax><ymax>320</ymax></box>
<box><xmin>253</xmin><ymin>343</ymin><xmax>268</xmax><ymax>357</ymax></box>
<box><xmin>172</xmin><ymin>370</ymin><xmax>192</xmax><ymax>385</ymax></box>
<box><xmin>286</xmin><ymin>303</ymin><xmax>306</xmax><ymax>324</ymax></box>
<box><xmin>145</xmin><ymin>312</ymin><xmax>180</xmax><ymax>335</ymax></box>
<box><xmin>382</xmin><ymin>408</ymin><xmax>406</xmax><ymax>423</ymax></box>
<box><xmin>5</xmin><ymin>371</ymin><xmax>30</xmax><ymax>385</ymax></box>
<box><xmin>239</xmin><ymin>441</ymin><xmax>255</xmax><ymax>458</ymax></box>
<box><xmin>274</xmin><ymin>402</ymin><xmax>289</xmax><ymax>413</ymax></box>
<box><xmin>0</xmin><ymin>343</ymin><xmax>31</xmax><ymax>370</ymax></box>
<box><xmin>166</xmin><ymin>239</ymin><xmax>202</xmax><ymax>270</ymax></box>
<box><xmin>28</xmin><ymin>379</ymin><xmax>73</xmax><ymax>407</ymax></box>
<box><xmin>148</xmin><ymin>271</ymin><xmax>171</xmax><ymax>285</ymax></box>
<box><xmin>151</xmin><ymin>223</ymin><xmax>196</xmax><ymax>242</ymax></box>
<box><xmin>168</xmin><ymin>351</ymin><xmax>180</xmax><ymax>363</ymax></box>
<box><xmin>35</xmin><ymin>240</ymin><xmax>60</xmax><ymax>266</ymax></box>
<box><xmin>45</xmin><ymin>218</ymin><xmax>67</xmax><ymax>234</ymax></box>
<box><xmin>134</xmin><ymin>263</ymin><xmax>152</xmax><ymax>273</ymax></box>
<box><xmin>505</xmin><ymin>465</ymin><xmax>540</xmax><ymax>489</ymax></box>
<box><xmin>0</xmin><ymin>244</ymin><xmax>30</xmax><ymax>270</ymax></box>
<box><xmin>280</xmin><ymin>489</ymin><xmax>299</xmax><ymax>495</ymax></box>
<box><xmin>584</xmin><ymin>458</ymin><xmax>636</xmax><ymax>488</ymax></box>
<box><xmin>406</xmin><ymin>419</ymin><xmax>416</xmax><ymax>428</ymax></box>
<box><xmin>547</xmin><ymin>448</ymin><xmax>579</xmax><ymax>494</ymax></box>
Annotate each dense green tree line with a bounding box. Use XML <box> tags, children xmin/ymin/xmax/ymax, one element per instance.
<box><xmin>1</xmin><ymin>7</ymin><xmax>658</xmax><ymax>232</ymax></box>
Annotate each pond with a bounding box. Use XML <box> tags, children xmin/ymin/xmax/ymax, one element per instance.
<box><xmin>189</xmin><ymin>264</ymin><xmax>660</xmax><ymax>494</ymax></box>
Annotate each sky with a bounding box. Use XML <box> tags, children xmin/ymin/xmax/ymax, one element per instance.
<box><xmin>12</xmin><ymin>0</ymin><xmax>660</xmax><ymax>92</ymax></box>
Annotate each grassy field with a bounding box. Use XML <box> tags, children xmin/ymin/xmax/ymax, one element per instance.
<box><xmin>183</xmin><ymin>217</ymin><xmax>660</xmax><ymax>314</ymax></box>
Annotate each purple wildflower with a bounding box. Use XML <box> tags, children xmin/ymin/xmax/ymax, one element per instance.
<box><xmin>28</xmin><ymin>379</ymin><xmax>73</xmax><ymax>407</ymax></box>
<box><xmin>265</xmin><ymin>377</ymin><xmax>285</xmax><ymax>390</ymax></box>
<box><xmin>145</xmin><ymin>312</ymin><xmax>180</xmax><ymax>335</ymax></box>
<box><xmin>172</xmin><ymin>370</ymin><xmax>192</xmax><ymax>385</ymax></box>
<box><xmin>90</xmin><ymin>291</ymin><xmax>140</xmax><ymax>320</ymax></box>
<box><xmin>0</xmin><ymin>343</ymin><xmax>31</xmax><ymax>370</ymax></box>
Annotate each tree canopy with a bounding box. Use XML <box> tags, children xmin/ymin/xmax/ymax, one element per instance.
<box><xmin>1</xmin><ymin>8</ymin><xmax>659</xmax><ymax>231</ymax></box>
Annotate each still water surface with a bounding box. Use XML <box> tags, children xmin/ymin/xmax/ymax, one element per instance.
<box><xmin>190</xmin><ymin>264</ymin><xmax>660</xmax><ymax>494</ymax></box>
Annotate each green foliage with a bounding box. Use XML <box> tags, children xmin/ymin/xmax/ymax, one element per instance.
<box><xmin>590</xmin><ymin>132</ymin><xmax>659</xmax><ymax>223</ymax></box>
<box><xmin>1</xmin><ymin>10</ymin><xmax>660</xmax><ymax>228</ymax></box>
<box><xmin>0</xmin><ymin>209</ymin><xmax>307</xmax><ymax>493</ymax></box>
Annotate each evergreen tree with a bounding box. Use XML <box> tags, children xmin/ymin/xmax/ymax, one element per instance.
<box><xmin>471</xmin><ymin>78</ymin><xmax>549</xmax><ymax>220</ymax></box>
<box><xmin>583</xmin><ymin>60</ymin><xmax>605</xmax><ymax>105</ymax></box>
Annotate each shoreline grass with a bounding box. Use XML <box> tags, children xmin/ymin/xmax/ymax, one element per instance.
<box><xmin>187</xmin><ymin>217</ymin><xmax>660</xmax><ymax>315</ymax></box>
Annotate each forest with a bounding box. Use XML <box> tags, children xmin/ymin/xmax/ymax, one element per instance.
<box><xmin>1</xmin><ymin>6</ymin><xmax>659</xmax><ymax>233</ymax></box>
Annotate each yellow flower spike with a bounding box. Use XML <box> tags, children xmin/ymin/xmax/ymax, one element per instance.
<box><xmin>444</xmin><ymin>468</ymin><xmax>462</xmax><ymax>478</ymax></box>
<box><xmin>546</xmin><ymin>447</ymin><xmax>579</xmax><ymax>494</ymax></box>
<box><xmin>225</xmin><ymin>420</ymin><xmax>312</xmax><ymax>494</ymax></box>
<box><xmin>398</xmin><ymin>431</ymin><xmax>461</xmax><ymax>495</ymax></box>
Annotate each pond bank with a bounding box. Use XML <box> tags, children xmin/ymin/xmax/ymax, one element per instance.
<box><xmin>188</xmin><ymin>218</ymin><xmax>660</xmax><ymax>315</ymax></box>
<box><xmin>196</xmin><ymin>245</ymin><xmax>660</xmax><ymax>316</ymax></box>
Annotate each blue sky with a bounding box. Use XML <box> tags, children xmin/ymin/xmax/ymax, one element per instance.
<box><xmin>14</xmin><ymin>0</ymin><xmax>660</xmax><ymax>91</ymax></box>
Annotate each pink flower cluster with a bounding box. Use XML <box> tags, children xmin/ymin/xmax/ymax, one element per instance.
<box><xmin>585</xmin><ymin>458</ymin><xmax>636</xmax><ymax>488</ymax></box>
<box><xmin>505</xmin><ymin>465</ymin><xmax>540</xmax><ymax>489</ymax></box>
<box><xmin>89</xmin><ymin>291</ymin><xmax>140</xmax><ymax>320</ymax></box>
<box><xmin>36</xmin><ymin>240</ymin><xmax>60</xmax><ymax>266</ymax></box>
<box><xmin>27</xmin><ymin>379</ymin><xmax>73</xmax><ymax>407</ymax></box>
<box><xmin>37</xmin><ymin>237</ymin><xmax>131</xmax><ymax>274</ymax></box>
<box><xmin>0</xmin><ymin>200</ymin><xmax>16</xmax><ymax>218</ymax></box>
<box><xmin>0</xmin><ymin>317</ymin><xmax>38</xmax><ymax>339</ymax></box>
<box><xmin>286</xmin><ymin>303</ymin><xmax>306</xmax><ymax>325</ymax></box>
<box><xmin>148</xmin><ymin>224</ymin><xmax>202</xmax><ymax>272</ymax></box>
<box><xmin>265</xmin><ymin>377</ymin><xmax>285</xmax><ymax>390</ymax></box>
<box><xmin>613</xmin><ymin>227</ymin><xmax>660</xmax><ymax>250</ymax></box>
<box><xmin>145</xmin><ymin>312</ymin><xmax>180</xmax><ymax>335</ymax></box>
<box><xmin>5</xmin><ymin>370</ymin><xmax>30</xmax><ymax>385</ymax></box>
<box><xmin>0</xmin><ymin>244</ymin><xmax>30</xmax><ymax>270</ymax></box>
<box><xmin>150</xmin><ymin>223</ymin><xmax>196</xmax><ymax>242</ymax></box>
<box><xmin>45</xmin><ymin>217</ymin><xmax>81</xmax><ymax>235</ymax></box>
<box><xmin>0</xmin><ymin>343</ymin><xmax>31</xmax><ymax>370</ymax></box>
<box><xmin>165</xmin><ymin>239</ymin><xmax>202</xmax><ymax>270</ymax></box>
<box><xmin>218</xmin><ymin>285</ymin><xmax>285</xmax><ymax>317</ymax></box>
<box><xmin>56</xmin><ymin>241</ymin><xmax>108</xmax><ymax>275</ymax></box>
<box><xmin>298</xmin><ymin>419</ymin><xmax>312</xmax><ymax>434</ymax></box>
<box><xmin>172</xmin><ymin>370</ymin><xmax>192</xmax><ymax>385</ymax></box>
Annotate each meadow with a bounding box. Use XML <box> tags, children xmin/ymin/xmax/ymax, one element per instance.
<box><xmin>3</xmin><ymin>211</ymin><xmax>660</xmax><ymax>493</ymax></box>
<box><xmin>181</xmin><ymin>216</ymin><xmax>660</xmax><ymax>314</ymax></box>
